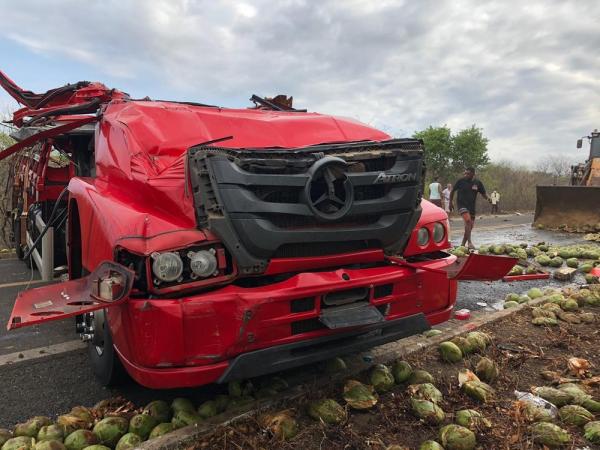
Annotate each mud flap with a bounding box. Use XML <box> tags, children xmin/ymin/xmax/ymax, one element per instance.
<box><xmin>7</xmin><ymin>261</ymin><xmax>134</xmax><ymax>330</ymax></box>
<box><xmin>443</xmin><ymin>253</ymin><xmax>518</xmax><ymax>281</ymax></box>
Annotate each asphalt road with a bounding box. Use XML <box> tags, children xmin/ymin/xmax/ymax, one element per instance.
<box><xmin>449</xmin><ymin>212</ymin><xmax>582</xmax><ymax>247</ymax></box>
<box><xmin>449</xmin><ymin>212</ymin><xmax>589</xmax><ymax>313</ymax></box>
<box><xmin>0</xmin><ymin>212</ymin><xmax>595</xmax><ymax>427</ymax></box>
<box><xmin>0</xmin><ymin>259</ymin><xmax>76</xmax><ymax>355</ymax></box>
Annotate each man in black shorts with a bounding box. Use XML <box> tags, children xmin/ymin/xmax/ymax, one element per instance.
<box><xmin>449</xmin><ymin>167</ymin><xmax>490</xmax><ymax>249</ymax></box>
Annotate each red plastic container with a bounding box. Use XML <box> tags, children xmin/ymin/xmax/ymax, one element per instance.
<box><xmin>454</xmin><ymin>309</ymin><xmax>471</xmax><ymax>320</ymax></box>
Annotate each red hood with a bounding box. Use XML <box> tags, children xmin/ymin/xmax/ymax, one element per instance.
<box><xmin>419</xmin><ymin>199</ymin><xmax>447</xmax><ymax>224</ymax></box>
<box><xmin>91</xmin><ymin>100</ymin><xmax>392</xmax><ymax>232</ymax></box>
<box><xmin>98</xmin><ymin>100</ymin><xmax>390</xmax><ymax>178</ymax></box>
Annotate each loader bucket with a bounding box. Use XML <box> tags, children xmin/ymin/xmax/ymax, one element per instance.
<box><xmin>534</xmin><ymin>185</ymin><xmax>600</xmax><ymax>230</ymax></box>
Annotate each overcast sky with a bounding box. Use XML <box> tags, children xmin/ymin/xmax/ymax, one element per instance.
<box><xmin>0</xmin><ymin>0</ymin><xmax>598</xmax><ymax>166</ymax></box>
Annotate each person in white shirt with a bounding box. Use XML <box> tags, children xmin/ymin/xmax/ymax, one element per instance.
<box><xmin>490</xmin><ymin>190</ymin><xmax>500</xmax><ymax>214</ymax></box>
<box><xmin>428</xmin><ymin>177</ymin><xmax>442</xmax><ymax>207</ymax></box>
<box><xmin>442</xmin><ymin>183</ymin><xmax>452</xmax><ymax>212</ymax></box>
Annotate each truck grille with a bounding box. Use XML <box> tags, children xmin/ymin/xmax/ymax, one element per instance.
<box><xmin>187</xmin><ymin>139</ymin><xmax>424</xmax><ymax>275</ymax></box>
<box><xmin>291</xmin><ymin>319</ymin><xmax>326</xmax><ymax>335</ymax></box>
<box><xmin>290</xmin><ymin>297</ymin><xmax>315</xmax><ymax>313</ymax></box>
<box><xmin>268</xmin><ymin>215</ymin><xmax>380</xmax><ymax>230</ymax></box>
<box><xmin>374</xmin><ymin>283</ymin><xmax>393</xmax><ymax>298</ymax></box>
<box><xmin>273</xmin><ymin>240</ymin><xmax>378</xmax><ymax>258</ymax></box>
<box><xmin>250</xmin><ymin>180</ymin><xmax>388</xmax><ymax>205</ymax></box>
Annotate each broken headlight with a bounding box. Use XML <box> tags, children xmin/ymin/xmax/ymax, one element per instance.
<box><xmin>146</xmin><ymin>244</ymin><xmax>232</xmax><ymax>291</ymax></box>
<box><xmin>151</xmin><ymin>251</ymin><xmax>184</xmax><ymax>283</ymax></box>
<box><xmin>116</xmin><ymin>244</ymin><xmax>234</xmax><ymax>294</ymax></box>
<box><xmin>188</xmin><ymin>249</ymin><xmax>218</xmax><ymax>278</ymax></box>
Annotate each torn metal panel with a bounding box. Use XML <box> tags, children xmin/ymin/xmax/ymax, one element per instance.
<box><xmin>0</xmin><ymin>116</ymin><xmax>98</xmax><ymax>162</ymax></box>
<box><xmin>9</xmin><ymin>122</ymin><xmax>96</xmax><ymax>142</ymax></box>
<box><xmin>390</xmin><ymin>253</ymin><xmax>518</xmax><ymax>282</ymax></box>
<box><xmin>7</xmin><ymin>261</ymin><xmax>134</xmax><ymax>330</ymax></box>
<box><xmin>443</xmin><ymin>253</ymin><xmax>518</xmax><ymax>281</ymax></box>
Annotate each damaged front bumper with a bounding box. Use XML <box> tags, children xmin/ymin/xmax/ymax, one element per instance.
<box><xmin>6</xmin><ymin>253</ymin><xmax>516</xmax><ymax>388</ymax></box>
<box><xmin>114</xmin><ymin>257</ymin><xmax>457</xmax><ymax>388</ymax></box>
<box><xmin>217</xmin><ymin>312</ymin><xmax>430</xmax><ymax>383</ymax></box>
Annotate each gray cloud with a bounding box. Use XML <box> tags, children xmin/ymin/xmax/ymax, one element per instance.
<box><xmin>0</xmin><ymin>0</ymin><xmax>598</xmax><ymax>165</ymax></box>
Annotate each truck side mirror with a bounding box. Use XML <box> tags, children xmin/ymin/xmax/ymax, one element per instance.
<box><xmin>576</xmin><ymin>139</ymin><xmax>583</xmax><ymax>149</ymax></box>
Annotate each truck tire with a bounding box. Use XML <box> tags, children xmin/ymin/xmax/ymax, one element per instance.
<box><xmin>87</xmin><ymin>309</ymin><xmax>128</xmax><ymax>386</ymax></box>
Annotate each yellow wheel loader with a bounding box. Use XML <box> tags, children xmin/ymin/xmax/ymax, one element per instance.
<box><xmin>534</xmin><ymin>129</ymin><xmax>600</xmax><ymax>231</ymax></box>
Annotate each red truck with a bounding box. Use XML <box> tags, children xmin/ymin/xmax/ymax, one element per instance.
<box><xmin>0</xmin><ymin>72</ymin><xmax>514</xmax><ymax>389</ymax></box>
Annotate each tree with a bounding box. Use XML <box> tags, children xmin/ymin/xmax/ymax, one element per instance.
<box><xmin>535</xmin><ymin>155</ymin><xmax>572</xmax><ymax>185</ymax></box>
<box><xmin>535</xmin><ymin>158</ymin><xmax>551</xmax><ymax>174</ymax></box>
<box><xmin>548</xmin><ymin>155</ymin><xmax>572</xmax><ymax>179</ymax></box>
<box><xmin>450</xmin><ymin>125</ymin><xmax>489</xmax><ymax>172</ymax></box>
<box><xmin>413</xmin><ymin>124</ymin><xmax>490</xmax><ymax>183</ymax></box>
<box><xmin>477</xmin><ymin>161</ymin><xmax>568</xmax><ymax>212</ymax></box>
<box><xmin>0</xmin><ymin>131</ymin><xmax>13</xmax><ymax>150</ymax></box>
<box><xmin>0</xmin><ymin>131</ymin><xmax>16</xmax><ymax>248</ymax></box>
<box><xmin>412</xmin><ymin>125</ymin><xmax>453</xmax><ymax>180</ymax></box>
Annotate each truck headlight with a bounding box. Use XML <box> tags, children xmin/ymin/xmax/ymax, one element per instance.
<box><xmin>417</xmin><ymin>227</ymin><xmax>430</xmax><ymax>246</ymax></box>
<box><xmin>433</xmin><ymin>222</ymin><xmax>446</xmax><ymax>243</ymax></box>
<box><xmin>188</xmin><ymin>249</ymin><xmax>218</xmax><ymax>278</ymax></box>
<box><xmin>151</xmin><ymin>251</ymin><xmax>184</xmax><ymax>282</ymax></box>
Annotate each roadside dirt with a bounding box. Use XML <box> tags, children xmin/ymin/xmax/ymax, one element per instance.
<box><xmin>193</xmin><ymin>306</ymin><xmax>600</xmax><ymax>450</ymax></box>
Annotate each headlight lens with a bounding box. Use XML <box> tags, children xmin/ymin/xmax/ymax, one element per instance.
<box><xmin>188</xmin><ymin>249</ymin><xmax>218</xmax><ymax>278</ymax></box>
<box><xmin>151</xmin><ymin>252</ymin><xmax>184</xmax><ymax>282</ymax></box>
<box><xmin>433</xmin><ymin>222</ymin><xmax>446</xmax><ymax>243</ymax></box>
<box><xmin>417</xmin><ymin>227</ymin><xmax>430</xmax><ymax>246</ymax></box>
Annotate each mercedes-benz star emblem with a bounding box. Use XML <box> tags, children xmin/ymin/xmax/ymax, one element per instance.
<box><xmin>304</xmin><ymin>156</ymin><xmax>354</xmax><ymax>221</ymax></box>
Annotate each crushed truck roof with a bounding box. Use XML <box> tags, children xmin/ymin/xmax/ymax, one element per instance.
<box><xmin>1</xmin><ymin>69</ymin><xmax>391</xmax><ymax>182</ymax></box>
<box><xmin>99</xmin><ymin>100</ymin><xmax>390</xmax><ymax>176</ymax></box>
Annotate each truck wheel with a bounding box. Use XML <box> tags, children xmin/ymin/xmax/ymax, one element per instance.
<box><xmin>87</xmin><ymin>310</ymin><xmax>128</xmax><ymax>386</ymax></box>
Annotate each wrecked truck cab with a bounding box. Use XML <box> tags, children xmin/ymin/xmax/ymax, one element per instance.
<box><xmin>1</xmin><ymin>71</ymin><xmax>515</xmax><ymax>388</ymax></box>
